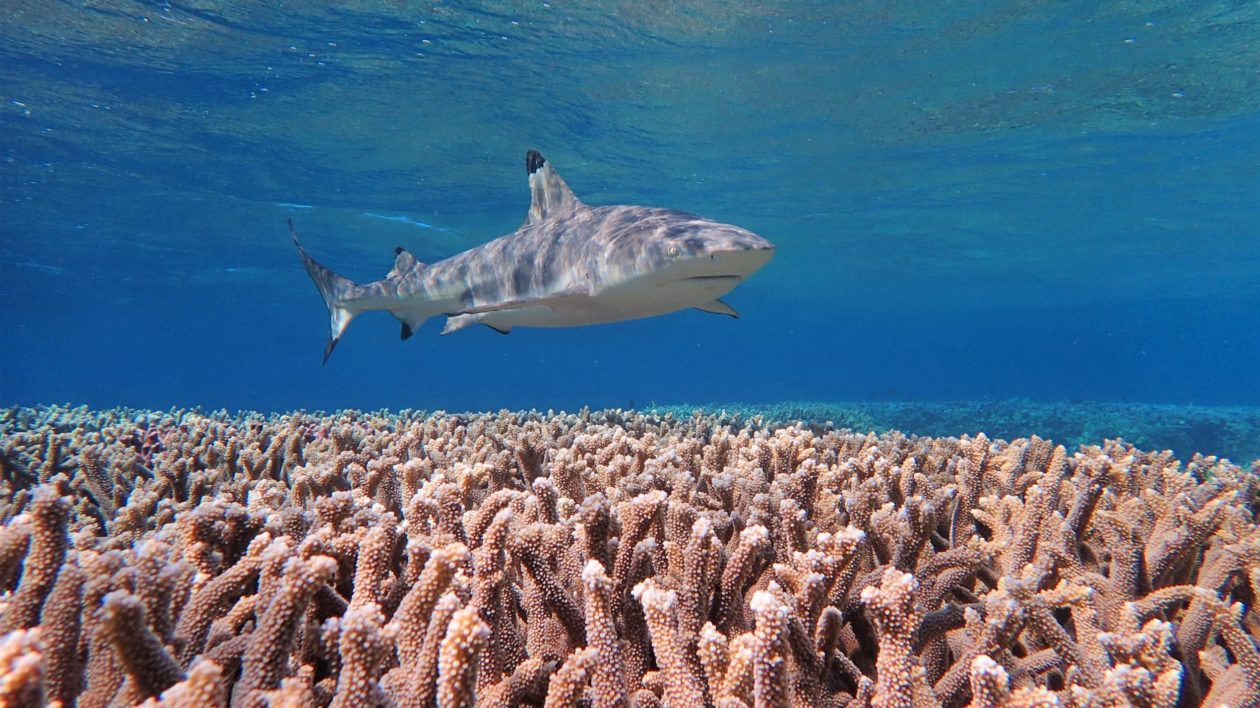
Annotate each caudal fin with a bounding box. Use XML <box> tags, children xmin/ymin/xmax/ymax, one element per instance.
<box><xmin>289</xmin><ymin>219</ymin><xmax>358</xmax><ymax>364</ymax></box>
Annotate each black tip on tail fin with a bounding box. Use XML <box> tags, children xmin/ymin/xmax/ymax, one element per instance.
<box><xmin>322</xmin><ymin>337</ymin><xmax>339</xmax><ymax>365</ymax></box>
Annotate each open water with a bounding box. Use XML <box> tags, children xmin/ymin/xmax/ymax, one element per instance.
<box><xmin>2</xmin><ymin>2</ymin><xmax>1258</xmax><ymax>456</ymax></box>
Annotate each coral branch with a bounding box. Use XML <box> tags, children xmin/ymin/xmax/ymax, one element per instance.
<box><xmin>0</xmin><ymin>628</ymin><xmax>45</xmax><ymax>707</ymax></box>
<box><xmin>437</xmin><ymin>606</ymin><xmax>489</xmax><ymax>708</ymax></box>
<box><xmin>583</xmin><ymin>559</ymin><xmax>628</xmax><ymax>708</ymax></box>
<box><xmin>236</xmin><ymin>554</ymin><xmax>337</xmax><ymax>707</ymax></box>
<box><xmin>0</xmin><ymin>486</ymin><xmax>69</xmax><ymax>633</ymax></box>
<box><xmin>860</xmin><ymin>569</ymin><xmax>936</xmax><ymax>708</ymax></box>
<box><xmin>634</xmin><ymin>578</ymin><xmax>707</xmax><ymax>707</ymax></box>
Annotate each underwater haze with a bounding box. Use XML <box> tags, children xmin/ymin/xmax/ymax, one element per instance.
<box><xmin>2</xmin><ymin>2</ymin><xmax>1259</xmax><ymax>457</ymax></box>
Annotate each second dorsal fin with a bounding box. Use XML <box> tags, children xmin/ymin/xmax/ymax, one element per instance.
<box><xmin>523</xmin><ymin>150</ymin><xmax>584</xmax><ymax>226</ymax></box>
<box><xmin>386</xmin><ymin>246</ymin><xmax>424</xmax><ymax>279</ymax></box>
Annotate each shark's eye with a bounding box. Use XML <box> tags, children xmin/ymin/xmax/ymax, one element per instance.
<box><xmin>667</xmin><ymin>244</ymin><xmax>681</xmax><ymax>259</ymax></box>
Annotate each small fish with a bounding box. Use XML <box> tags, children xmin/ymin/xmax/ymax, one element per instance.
<box><xmin>292</xmin><ymin>150</ymin><xmax>775</xmax><ymax>363</ymax></box>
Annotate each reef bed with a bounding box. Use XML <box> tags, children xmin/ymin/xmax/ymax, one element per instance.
<box><xmin>1</xmin><ymin>404</ymin><xmax>1258</xmax><ymax>707</ymax></box>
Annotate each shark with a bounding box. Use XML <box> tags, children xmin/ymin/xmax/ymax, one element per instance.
<box><xmin>292</xmin><ymin>150</ymin><xmax>775</xmax><ymax>362</ymax></box>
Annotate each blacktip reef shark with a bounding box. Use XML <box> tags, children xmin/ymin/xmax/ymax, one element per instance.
<box><xmin>292</xmin><ymin>150</ymin><xmax>775</xmax><ymax>362</ymax></box>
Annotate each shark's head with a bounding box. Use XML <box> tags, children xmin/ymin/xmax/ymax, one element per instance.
<box><xmin>524</xmin><ymin>153</ymin><xmax>774</xmax><ymax>297</ymax></box>
<box><xmin>593</xmin><ymin>207</ymin><xmax>775</xmax><ymax>312</ymax></box>
<box><xmin>636</xmin><ymin>210</ymin><xmax>775</xmax><ymax>287</ymax></box>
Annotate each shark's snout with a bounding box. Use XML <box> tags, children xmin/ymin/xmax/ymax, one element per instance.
<box><xmin>688</xmin><ymin>226</ymin><xmax>775</xmax><ymax>280</ymax></box>
<box><xmin>705</xmin><ymin>242</ymin><xmax>775</xmax><ymax>280</ymax></box>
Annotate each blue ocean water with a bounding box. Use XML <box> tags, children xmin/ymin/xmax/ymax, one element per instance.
<box><xmin>1</xmin><ymin>4</ymin><xmax>1258</xmax><ymax>439</ymax></box>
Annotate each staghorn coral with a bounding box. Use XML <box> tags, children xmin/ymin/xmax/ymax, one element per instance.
<box><xmin>0</xmin><ymin>404</ymin><xmax>1256</xmax><ymax>707</ymax></box>
<box><xmin>0</xmin><ymin>484</ymin><xmax>69</xmax><ymax>634</ymax></box>
<box><xmin>0</xmin><ymin>627</ymin><xmax>45</xmax><ymax>706</ymax></box>
<box><xmin>634</xmin><ymin>578</ymin><xmax>707</xmax><ymax>706</ymax></box>
<box><xmin>331</xmin><ymin>602</ymin><xmax>392</xmax><ymax>708</ymax></box>
<box><xmin>582</xmin><ymin>559</ymin><xmax>629</xmax><ymax>707</ymax></box>
<box><xmin>99</xmin><ymin>589</ymin><xmax>185</xmax><ymax>702</ymax></box>
<box><xmin>436</xmin><ymin>605</ymin><xmax>490</xmax><ymax>708</ymax></box>
<box><xmin>861</xmin><ymin>569</ymin><xmax>936</xmax><ymax>708</ymax></box>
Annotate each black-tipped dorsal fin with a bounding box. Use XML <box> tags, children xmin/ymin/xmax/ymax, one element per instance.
<box><xmin>386</xmin><ymin>246</ymin><xmax>424</xmax><ymax>279</ymax></box>
<box><xmin>524</xmin><ymin>150</ymin><xmax>584</xmax><ymax>226</ymax></box>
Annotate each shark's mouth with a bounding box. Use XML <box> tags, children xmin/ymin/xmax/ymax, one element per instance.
<box><xmin>682</xmin><ymin>275</ymin><xmax>742</xmax><ymax>281</ymax></box>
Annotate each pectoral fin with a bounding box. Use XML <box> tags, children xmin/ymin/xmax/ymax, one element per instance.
<box><xmin>441</xmin><ymin>315</ymin><xmax>478</xmax><ymax>336</ymax></box>
<box><xmin>694</xmin><ymin>299</ymin><xmax>739</xmax><ymax>318</ymax></box>
<box><xmin>440</xmin><ymin>315</ymin><xmax>514</xmax><ymax>336</ymax></box>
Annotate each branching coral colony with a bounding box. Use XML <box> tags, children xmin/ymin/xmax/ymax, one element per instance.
<box><xmin>1</xmin><ymin>405</ymin><xmax>1258</xmax><ymax>708</ymax></box>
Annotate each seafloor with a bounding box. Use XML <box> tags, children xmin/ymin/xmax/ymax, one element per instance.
<box><xmin>1</xmin><ymin>404</ymin><xmax>1258</xmax><ymax>707</ymax></box>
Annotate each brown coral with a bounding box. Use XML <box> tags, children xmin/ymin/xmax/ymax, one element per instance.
<box><xmin>0</xmin><ymin>405</ymin><xmax>1256</xmax><ymax>707</ymax></box>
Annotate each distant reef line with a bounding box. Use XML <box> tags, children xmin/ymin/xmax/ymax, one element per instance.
<box><xmin>2</xmin><ymin>399</ymin><xmax>1257</xmax><ymax>464</ymax></box>
<box><xmin>646</xmin><ymin>400</ymin><xmax>1260</xmax><ymax>465</ymax></box>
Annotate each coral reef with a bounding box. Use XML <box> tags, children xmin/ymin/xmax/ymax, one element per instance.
<box><xmin>649</xmin><ymin>401</ymin><xmax>1260</xmax><ymax>465</ymax></box>
<box><xmin>1</xmin><ymin>403</ymin><xmax>1258</xmax><ymax>707</ymax></box>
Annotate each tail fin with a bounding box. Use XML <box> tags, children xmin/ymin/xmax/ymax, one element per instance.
<box><xmin>289</xmin><ymin>219</ymin><xmax>358</xmax><ymax>364</ymax></box>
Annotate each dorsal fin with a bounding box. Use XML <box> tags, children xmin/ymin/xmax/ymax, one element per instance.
<box><xmin>386</xmin><ymin>246</ymin><xmax>424</xmax><ymax>279</ymax></box>
<box><xmin>524</xmin><ymin>150</ymin><xmax>584</xmax><ymax>226</ymax></box>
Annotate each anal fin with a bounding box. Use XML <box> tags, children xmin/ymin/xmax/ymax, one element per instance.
<box><xmin>483</xmin><ymin>323</ymin><xmax>511</xmax><ymax>335</ymax></box>
<box><xmin>391</xmin><ymin>310</ymin><xmax>426</xmax><ymax>341</ymax></box>
<box><xmin>694</xmin><ymin>298</ymin><xmax>739</xmax><ymax>318</ymax></box>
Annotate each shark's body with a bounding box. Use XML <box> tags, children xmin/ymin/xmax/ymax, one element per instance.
<box><xmin>293</xmin><ymin>150</ymin><xmax>775</xmax><ymax>361</ymax></box>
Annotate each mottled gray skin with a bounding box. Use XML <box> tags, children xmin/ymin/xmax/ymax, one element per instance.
<box><xmin>293</xmin><ymin>150</ymin><xmax>774</xmax><ymax>361</ymax></box>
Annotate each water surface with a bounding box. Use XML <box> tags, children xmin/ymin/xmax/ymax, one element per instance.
<box><xmin>2</xmin><ymin>2</ymin><xmax>1258</xmax><ymax>429</ymax></box>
